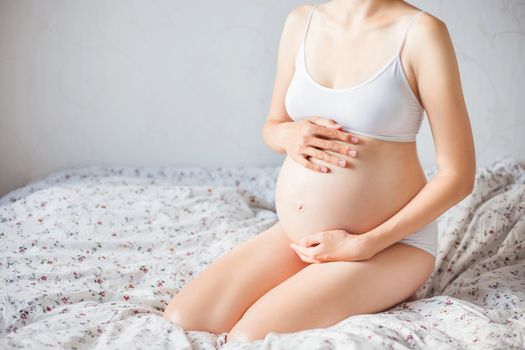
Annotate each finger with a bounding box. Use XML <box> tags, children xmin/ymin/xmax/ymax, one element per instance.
<box><xmin>308</xmin><ymin>117</ymin><xmax>341</xmax><ymax>129</ymax></box>
<box><xmin>294</xmin><ymin>154</ymin><xmax>330</xmax><ymax>173</ymax></box>
<box><xmin>325</xmin><ymin>120</ymin><xmax>343</xmax><ymax>130</ymax></box>
<box><xmin>290</xmin><ymin>243</ymin><xmax>312</xmax><ymax>257</ymax></box>
<box><xmin>299</xmin><ymin>235</ymin><xmax>321</xmax><ymax>247</ymax></box>
<box><xmin>301</xmin><ymin>147</ymin><xmax>346</xmax><ymax>168</ymax></box>
<box><xmin>306</xmin><ymin>138</ymin><xmax>357</xmax><ymax>160</ymax></box>
<box><xmin>315</xmin><ymin>125</ymin><xmax>360</xmax><ymax>144</ymax></box>
<box><xmin>329</xmin><ymin>124</ymin><xmax>344</xmax><ymax>129</ymax></box>
<box><xmin>290</xmin><ymin>243</ymin><xmax>322</xmax><ymax>257</ymax></box>
<box><xmin>295</xmin><ymin>250</ymin><xmax>320</xmax><ymax>264</ymax></box>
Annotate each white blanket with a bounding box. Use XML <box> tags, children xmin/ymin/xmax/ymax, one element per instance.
<box><xmin>0</xmin><ymin>157</ymin><xmax>524</xmax><ymax>349</ymax></box>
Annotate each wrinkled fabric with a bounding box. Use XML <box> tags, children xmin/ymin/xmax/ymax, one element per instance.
<box><xmin>0</xmin><ymin>157</ymin><xmax>524</xmax><ymax>349</ymax></box>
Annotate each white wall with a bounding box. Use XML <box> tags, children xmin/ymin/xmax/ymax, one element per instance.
<box><xmin>0</xmin><ymin>0</ymin><xmax>524</xmax><ymax>197</ymax></box>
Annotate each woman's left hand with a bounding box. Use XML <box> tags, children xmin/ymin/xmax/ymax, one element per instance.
<box><xmin>289</xmin><ymin>229</ymin><xmax>373</xmax><ymax>263</ymax></box>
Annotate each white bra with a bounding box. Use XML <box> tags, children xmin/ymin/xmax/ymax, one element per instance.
<box><xmin>285</xmin><ymin>4</ymin><xmax>426</xmax><ymax>142</ymax></box>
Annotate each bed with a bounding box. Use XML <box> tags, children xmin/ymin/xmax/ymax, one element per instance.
<box><xmin>1</xmin><ymin>156</ymin><xmax>524</xmax><ymax>349</ymax></box>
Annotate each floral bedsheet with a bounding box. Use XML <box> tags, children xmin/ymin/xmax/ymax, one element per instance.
<box><xmin>0</xmin><ymin>157</ymin><xmax>524</xmax><ymax>349</ymax></box>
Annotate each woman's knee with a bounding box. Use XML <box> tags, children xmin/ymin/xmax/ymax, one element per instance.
<box><xmin>163</xmin><ymin>298</ymin><xmax>232</xmax><ymax>334</ymax></box>
<box><xmin>226</xmin><ymin>317</ymin><xmax>267</xmax><ymax>343</ymax></box>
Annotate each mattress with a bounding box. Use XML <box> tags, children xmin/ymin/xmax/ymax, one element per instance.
<box><xmin>0</xmin><ymin>156</ymin><xmax>524</xmax><ymax>349</ymax></box>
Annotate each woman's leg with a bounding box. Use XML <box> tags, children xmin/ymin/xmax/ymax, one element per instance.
<box><xmin>226</xmin><ymin>242</ymin><xmax>436</xmax><ymax>342</ymax></box>
<box><xmin>162</xmin><ymin>221</ymin><xmax>310</xmax><ymax>334</ymax></box>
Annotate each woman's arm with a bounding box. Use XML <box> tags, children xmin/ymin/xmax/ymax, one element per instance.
<box><xmin>261</xmin><ymin>5</ymin><xmax>301</xmax><ymax>155</ymax></box>
<box><xmin>263</xmin><ymin>120</ymin><xmax>294</xmax><ymax>155</ymax></box>
<box><xmin>363</xmin><ymin>14</ymin><xmax>476</xmax><ymax>256</ymax></box>
<box><xmin>262</xmin><ymin>5</ymin><xmax>360</xmax><ymax>171</ymax></box>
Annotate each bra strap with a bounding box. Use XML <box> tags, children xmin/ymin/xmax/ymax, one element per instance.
<box><xmin>303</xmin><ymin>4</ymin><xmax>319</xmax><ymax>44</ymax></box>
<box><xmin>397</xmin><ymin>10</ymin><xmax>425</xmax><ymax>55</ymax></box>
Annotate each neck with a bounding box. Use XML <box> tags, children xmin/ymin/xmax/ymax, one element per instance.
<box><xmin>330</xmin><ymin>0</ymin><xmax>396</xmax><ymax>22</ymax></box>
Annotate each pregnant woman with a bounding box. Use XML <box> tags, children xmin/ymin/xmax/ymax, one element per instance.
<box><xmin>163</xmin><ymin>0</ymin><xmax>476</xmax><ymax>343</ymax></box>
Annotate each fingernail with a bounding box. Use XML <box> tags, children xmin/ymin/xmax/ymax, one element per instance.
<box><xmin>348</xmin><ymin>150</ymin><xmax>356</xmax><ymax>157</ymax></box>
<box><xmin>351</xmin><ymin>136</ymin><xmax>359</xmax><ymax>143</ymax></box>
<box><xmin>321</xmin><ymin>167</ymin><xmax>328</xmax><ymax>172</ymax></box>
<box><xmin>338</xmin><ymin>160</ymin><xmax>345</xmax><ymax>167</ymax></box>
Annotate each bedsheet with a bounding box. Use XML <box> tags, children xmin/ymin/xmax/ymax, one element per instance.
<box><xmin>0</xmin><ymin>156</ymin><xmax>524</xmax><ymax>349</ymax></box>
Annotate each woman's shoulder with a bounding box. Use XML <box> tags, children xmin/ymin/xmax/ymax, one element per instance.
<box><xmin>400</xmin><ymin>6</ymin><xmax>451</xmax><ymax>60</ymax></box>
<box><xmin>279</xmin><ymin>4</ymin><xmax>317</xmax><ymax>48</ymax></box>
<box><xmin>284</xmin><ymin>3</ymin><xmax>316</xmax><ymax>27</ymax></box>
<box><xmin>408</xmin><ymin>8</ymin><xmax>448</xmax><ymax>38</ymax></box>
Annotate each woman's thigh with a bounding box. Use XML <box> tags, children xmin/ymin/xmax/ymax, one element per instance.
<box><xmin>162</xmin><ymin>220</ymin><xmax>310</xmax><ymax>334</ymax></box>
<box><xmin>226</xmin><ymin>242</ymin><xmax>436</xmax><ymax>343</ymax></box>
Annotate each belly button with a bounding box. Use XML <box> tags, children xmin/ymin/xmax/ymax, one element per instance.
<box><xmin>296</xmin><ymin>201</ymin><xmax>304</xmax><ymax>211</ymax></box>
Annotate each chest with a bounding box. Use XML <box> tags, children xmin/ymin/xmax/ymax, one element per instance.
<box><xmin>285</xmin><ymin>59</ymin><xmax>415</xmax><ymax>123</ymax></box>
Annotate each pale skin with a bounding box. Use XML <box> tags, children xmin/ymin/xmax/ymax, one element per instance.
<box><xmin>162</xmin><ymin>0</ymin><xmax>476</xmax><ymax>343</ymax></box>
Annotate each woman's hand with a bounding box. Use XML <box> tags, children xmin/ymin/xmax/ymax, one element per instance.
<box><xmin>282</xmin><ymin>117</ymin><xmax>360</xmax><ymax>173</ymax></box>
<box><xmin>289</xmin><ymin>229</ymin><xmax>373</xmax><ymax>263</ymax></box>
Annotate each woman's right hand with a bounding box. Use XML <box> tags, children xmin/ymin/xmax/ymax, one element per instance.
<box><xmin>282</xmin><ymin>116</ymin><xmax>360</xmax><ymax>173</ymax></box>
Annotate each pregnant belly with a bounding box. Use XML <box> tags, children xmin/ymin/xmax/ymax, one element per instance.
<box><xmin>274</xmin><ymin>140</ymin><xmax>428</xmax><ymax>242</ymax></box>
